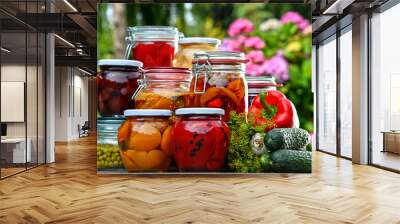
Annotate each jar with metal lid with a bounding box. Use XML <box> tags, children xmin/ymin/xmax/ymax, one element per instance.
<box><xmin>246</xmin><ymin>76</ymin><xmax>282</xmax><ymax>106</ymax></box>
<box><xmin>118</xmin><ymin>109</ymin><xmax>173</xmax><ymax>172</ymax></box>
<box><xmin>189</xmin><ymin>51</ymin><xmax>248</xmax><ymax>121</ymax></box>
<box><xmin>97</xmin><ymin>117</ymin><xmax>125</xmax><ymax>169</ymax></box>
<box><xmin>125</xmin><ymin>26</ymin><xmax>180</xmax><ymax>68</ymax></box>
<box><xmin>173</xmin><ymin>37</ymin><xmax>221</xmax><ymax>69</ymax></box>
<box><xmin>133</xmin><ymin>67</ymin><xmax>192</xmax><ymax>110</ymax></box>
<box><xmin>97</xmin><ymin>59</ymin><xmax>143</xmax><ymax>117</ymax></box>
<box><xmin>171</xmin><ymin>108</ymin><xmax>230</xmax><ymax>172</ymax></box>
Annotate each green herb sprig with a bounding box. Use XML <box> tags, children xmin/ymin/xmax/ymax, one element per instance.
<box><xmin>227</xmin><ymin>112</ymin><xmax>267</xmax><ymax>172</ymax></box>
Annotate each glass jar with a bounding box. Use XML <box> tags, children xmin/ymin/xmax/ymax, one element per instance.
<box><xmin>133</xmin><ymin>67</ymin><xmax>192</xmax><ymax>110</ymax></box>
<box><xmin>97</xmin><ymin>117</ymin><xmax>125</xmax><ymax>169</ymax></box>
<box><xmin>172</xmin><ymin>108</ymin><xmax>230</xmax><ymax>172</ymax></box>
<box><xmin>118</xmin><ymin>109</ymin><xmax>173</xmax><ymax>172</ymax></box>
<box><xmin>188</xmin><ymin>51</ymin><xmax>248</xmax><ymax>121</ymax></box>
<box><xmin>125</xmin><ymin>26</ymin><xmax>180</xmax><ymax>68</ymax></box>
<box><xmin>97</xmin><ymin>59</ymin><xmax>142</xmax><ymax>117</ymax></box>
<box><xmin>173</xmin><ymin>37</ymin><xmax>221</xmax><ymax>69</ymax></box>
<box><xmin>246</xmin><ymin>76</ymin><xmax>282</xmax><ymax>106</ymax></box>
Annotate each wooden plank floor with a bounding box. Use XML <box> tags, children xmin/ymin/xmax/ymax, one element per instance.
<box><xmin>1</xmin><ymin>136</ymin><xmax>400</xmax><ymax>224</ymax></box>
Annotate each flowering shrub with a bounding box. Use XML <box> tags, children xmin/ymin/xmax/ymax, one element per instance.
<box><xmin>221</xmin><ymin>11</ymin><xmax>313</xmax><ymax>132</ymax></box>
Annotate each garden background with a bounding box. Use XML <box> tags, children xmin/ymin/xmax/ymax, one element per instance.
<box><xmin>97</xmin><ymin>3</ymin><xmax>313</xmax><ymax>132</ymax></box>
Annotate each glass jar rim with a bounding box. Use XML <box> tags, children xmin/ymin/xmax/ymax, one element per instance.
<box><xmin>175</xmin><ymin>108</ymin><xmax>225</xmax><ymax>116</ymax></box>
<box><xmin>124</xmin><ymin>109</ymin><xmax>172</xmax><ymax>117</ymax></box>
<box><xmin>127</xmin><ymin>26</ymin><xmax>179</xmax><ymax>42</ymax></box>
<box><xmin>246</xmin><ymin>76</ymin><xmax>283</xmax><ymax>88</ymax></box>
<box><xmin>179</xmin><ymin>37</ymin><xmax>221</xmax><ymax>45</ymax></box>
<box><xmin>193</xmin><ymin>51</ymin><xmax>247</xmax><ymax>64</ymax></box>
<box><xmin>98</xmin><ymin>59</ymin><xmax>143</xmax><ymax>68</ymax></box>
<box><xmin>144</xmin><ymin>67</ymin><xmax>193</xmax><ymax>81</ymax></box>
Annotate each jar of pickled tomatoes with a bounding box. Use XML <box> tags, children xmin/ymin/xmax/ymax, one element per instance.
<box><xmin>133</xmin><ymin>67</ymin><xmax>192</xmax><ymax>110</ymax></box>
<box><xmin>125</xmin><ymin>26</ymin><xmax>180</xmax><ymax>68</ymax></box>
<box><xmin>97</xmin><ymin>59</ymin><xmax>143</xmax><ymax>117</ymax></box>
<box><xmin>118</xmin><ymin>109</ymin><xmax>173</xmax><ymax>172</ymax></box>
<box><xmin>189</xmin><ymin>51</ymin><xmax>248</xmax><ymax>121</ymax></box>
<box><xmin>173</xmin><ymin>37</ymin><xmax>220</xmax><ymax>69</ymax></box>
<box><xmin>172</xmin><ymin>108</ymin><xmax>230</xmax><ymax>172</ymax></box>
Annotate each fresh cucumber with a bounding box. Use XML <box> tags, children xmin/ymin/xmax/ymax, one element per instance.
<box><xmin>271</xmin><ymin>149</ymin><xmax>311</xmax><ymax>173</ymax></box>
<box><xmin>265</xmin><ymin>128</ymin><xmax>310</xmax><ymax>151</ymax></box>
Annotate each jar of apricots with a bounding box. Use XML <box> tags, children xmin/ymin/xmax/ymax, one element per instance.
<box><xmin>118</xmin><ymin>109</ymin><xmax>173</xmax><ymax>172</ymax></box>
<box><xmin>173</xmin><ymin>37</ymin><xmax>220</xmax><ymax>69</ymax></box>
<box><xmin>133</xmin><ymin>67</ymin><xmax>192</xmax><ymax>110</ymax></box>
<box><xmin>189</xmin><ymin>51</ymin><xmax>248</xmax><ymax>121</ymax></box>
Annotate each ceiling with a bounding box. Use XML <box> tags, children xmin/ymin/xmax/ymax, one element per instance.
<box><xmin>0</xmin><ymin>0</ymin><xmax>98</xmax><ymax>73</ymax></box>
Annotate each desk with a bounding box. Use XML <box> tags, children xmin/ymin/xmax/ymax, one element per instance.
<box><xmin>1</xmin><ymin>138</ymin><xmax>31</xmax><ymax>163</ymax></box>
<box><xmin>382</xmin><ymin>131</ymin><xmax>400</xmax><ymax>154</ymax></box>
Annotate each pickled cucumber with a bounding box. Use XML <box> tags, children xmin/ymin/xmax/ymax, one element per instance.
<box><xmin>97</xmin><ymin>144</ymin><xmax>123</xmax><ymax>169</ymax></box>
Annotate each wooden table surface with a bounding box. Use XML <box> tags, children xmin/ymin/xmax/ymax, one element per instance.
<box><xmin>0</xmin><ymin>136</ymin><xmax>400</xmax><ymax>223</ymax></box>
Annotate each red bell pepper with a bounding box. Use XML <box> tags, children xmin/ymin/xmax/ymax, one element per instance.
<box><xmin>249</xmin><ymin>90</ymin><xmax>297</xmax><ymax>132</ymax></box>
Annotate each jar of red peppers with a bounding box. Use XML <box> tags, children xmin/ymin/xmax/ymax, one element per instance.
<box><xmin>118</xmin><ymin>109</ymin><xmax>173</xmax><ymax>172</ymax></box>
<box><xmin>97</xmin><ymin>59</ymin><xmax>143</xmax><ymax>117</ymax></box>
<box><xmin>171</xmin><ymin>108</ymin><xmax>230</xmax><ymax>172</ymax></box>
<box><xmin>188</xmin><ymin>51</ymin><xmax>248</xmax><ymax>121</ymax></box>
<box><xmin>125</xmin><ymin>26</ymin><xmax>180</xmax><ymax>68</ymax></box>
<box><xmin>173</xmin><ymin>37</ymin><xmax>221</xmax><ymax>69</ymax></box>
<box><xmin>133</xmin><ymin>67</ymin><xmax>192</xmax><ymax>110</ymax></box>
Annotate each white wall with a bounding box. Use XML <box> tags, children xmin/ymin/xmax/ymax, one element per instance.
<box><xmin>54</xmin><ymin>66</ymin><xmax>89</xmax><ymax>141</ymax></box>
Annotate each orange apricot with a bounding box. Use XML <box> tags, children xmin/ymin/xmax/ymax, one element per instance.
<box><xmin>128</xmin><ymin>124</ymin><xmax>161</xmax><ymax>151</ymax></box>
<box><xmin>118</xmin><ymin>121</ymin><xmax>131</xmax><ymax>142</ymax></box>
<box><xmin>160</xmin><ymin>126</ymin><xmax>173</xmax><ymax>156</ymax></box>
<box><xmin>131</xmin><ymin>150</ymin><xmax>167</xmax><ymax>170</ymax></box>
<box><xmin>120</xmin><ymin>151</ymin><xmax>138</xmax><ymax>171</ymax></box>
<box><xmin>146</xmin><ymin>150</ymin><xmax>167</xmax><ymax>169</ymax></box>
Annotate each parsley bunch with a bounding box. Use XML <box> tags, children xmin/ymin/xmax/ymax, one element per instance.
<box><xmin>227</xmin><ymin>112</ymin><xmax>266</xmax><ymax>173</ymax></box>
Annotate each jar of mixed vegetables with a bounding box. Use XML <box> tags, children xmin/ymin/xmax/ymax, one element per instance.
<box><xmin>189</xmin><ymin>51</ymin><xmax>248</xmax><ymax>121</ymax></box>
<box><xmin>97</xmin><ymin>59</ymin><xmax>142</xmax><ymax>117</ymax></box>
<box><xmin>125</xmin><ymin>26</ymin><xmax>180</xmax><ymax>68</ymax></box>
<box><xmin>97</xmin><ymin>117</ymin><xmax>125</xmax><ymax>169</ymax></box>
<box><xmin>173</xmin><ymin>37</ymin><xmax>220</xmax><ymax>69</ymax></box>
<box><xmin>133</xmin><ymin>67</ymin><xmax>192</xmax><ymax>110</ymax></box>
<box><xmin>118</xmin><ymin>109</ymin><xmax>173</xmax><ymax>172</ymax></box>
<box><xmin>171</xmin><ymin>108</ymin><xmax>230</xmax><ymax>172</ymax></box>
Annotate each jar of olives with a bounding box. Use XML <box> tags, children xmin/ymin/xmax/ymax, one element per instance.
<box><xmin>97</xmin><ymin>59</ymin><xmax>142</xmax><ymax>117</ymax></box>
<box><xmin>133</xmin><ymin>67</ymin><xmax>192</xmax><ymax>110</ymax></box>
<box><xmin>97</xmin><ymin>117</ymin><xmax>125</xmax><ymax>169</ymax></box>
<box><xmin>173</xmin><ymin>37</ymin><xmax>220</xmax><ymax>69</ymax></box>
<box><xmin>118</xmin><ymin>109</ymin><xmax>173</xmax><ymax>172</ymax></box>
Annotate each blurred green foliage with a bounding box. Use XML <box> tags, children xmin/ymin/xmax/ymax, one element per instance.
<box><xmin>98</xmin><ymin>3</ymin><xmax>309</xmax><ymax>59</ymax></box>
<box><xmin>97</xmin><ymin>3</ymin><xmax>313</xmax><ymax>132</ymax></box>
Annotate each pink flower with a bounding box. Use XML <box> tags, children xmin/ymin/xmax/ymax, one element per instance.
<box><xmin>244</xmin><ymin>37</ymin><xmax>265</xmax><ymax>49</ymax></box>
<box><xmin>219</xmin><ymin>36</ymin><xmax>247</xmax><ymax>52</ymax></box>
<box><xmin>246</xmin><ymin>50</ymin><xmax>265</xmax><ymax>63</ymax></box>
<box><xmin>302</xmin><ymin>25</ymin><xmax>312</xmax><ymax>35</ymax></box>
<box><xmin>228</xmin><ymin>18</ymin><xmax>254</xmax><ymax>37</ymax></box>
<box><xmin>280</xmin><ymin>12</ymin><xmax>310</xmax><ymax>31</ymax></box>
<box><xmin>246</xmin><ymin>61</ymin><xmax>264</xmax><ymax>76</ymax></box>
<box><xmin>262</xmin><ymin>51</ymin><xmax>289</xmax><ymax>81</ymax></box>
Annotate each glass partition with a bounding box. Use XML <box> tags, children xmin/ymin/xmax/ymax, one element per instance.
<box><xmin>370</xmin><ymin>4</ymin><xmax>400</xmax><ymax>171</ymax></box>
<box><xmin>339</xmin><ymin>27</ymin><xmax>352</xmax><ymax>158</ymax></box>
<box><xmin>317</xmin><ymin>35</ymin><xmax>337</xmax><ymax>154</ymax></box>
<box><xmin>0</xmin><ymin>0</ymin><xmax>46</xmax><ymax>179</ymax></box>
